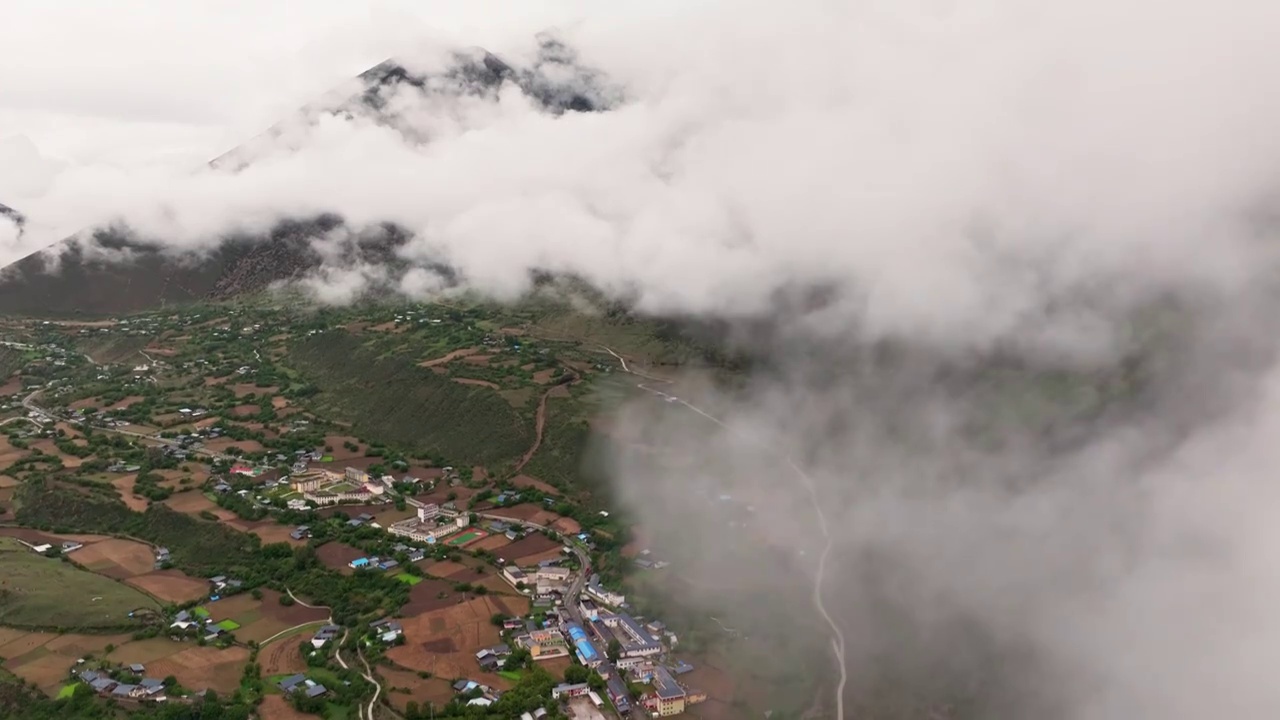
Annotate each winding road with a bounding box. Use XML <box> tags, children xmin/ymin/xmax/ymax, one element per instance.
<box><xmin>600</xmin><ymin>346</ymin><xmax>848</xmax><ymax>720</ymax></box>
<box><xmin>286</xmin><ymin>589</ymin><xmax>383</xmax><ymax>720</ymax></box>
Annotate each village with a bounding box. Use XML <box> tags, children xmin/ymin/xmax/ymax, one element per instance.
<box><xmin>0</xmin><ymin>306</ymin><xmax>776</xmax><ymax>720</ymax></box>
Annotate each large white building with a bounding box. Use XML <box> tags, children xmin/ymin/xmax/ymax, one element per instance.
<box><xmin>417</xmin><ymin>504</ymin><xmax>440</xmax><ymax>522</ymax></box>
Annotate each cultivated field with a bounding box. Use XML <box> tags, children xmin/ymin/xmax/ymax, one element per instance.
<box><xmin>5</xmin><ymin>632</ymin><xmax>132</xmax><ymax>694</ymax></box>
<box><xmin>163</xmin><ymin>491</ymin><xmax>235</xmax><ymax>519</ymax></box>
<box><xmin>70</xmin><ymin>537</ymin><xmax>156</xmax><ymax>579</ymax></box>
<box><xmin>0</xmin><ymin>538</ymin><xmax>159</xmax><ymax>628</ymax></box>
<box><xmin>125</xmin><ymin>569</ymin><xmax>209</xmax><ymax>603</ymax></box>
<box><xmin>378</xmin><ymin>667</ymin><xmax>456</xmax><ymax>712</ymax></box>
<box><xmin>469</xmin><ymin>534</ymin><xmax>512</xmax><ymax>552</ymax></box>
<box><xmin>316</xmin><ymin>541</ymin><xmax>365</xmax><ymax>574</ymax></box>
<box><xmin>201</xmin><ymin>589</ymin><xmax>327</xmax><ymax>644</ymax></box>
<box><xmin>109</xmin><ymin>639</ymin><xmax>249</xmax><ymax>693</ymax></box>
<box><xmin>260</xmin><ymin>635</ymin><xmax>311</xmax><ymax>676</ymax></box>
<box><xmin>494</xmin><ymin>533</ymin><xmax>561</xmax><ymax>563</ymax></box>
<box><xmin>386</xmin><ymin>596</ymin><xmax>512</xmax><ymax>679</ymax></box>
<box><xmin>401</xmin><ymin>578</ymin><xmax>468</xmax><ymax>615</ymax></box>
<box><xmin>260</xmin><ymin>694</ymin><xmax>316</xmax><ymax>720</ymax></box>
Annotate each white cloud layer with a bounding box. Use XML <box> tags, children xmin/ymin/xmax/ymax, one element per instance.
<box><xmin>6</xmin><ymin>2</ymin><xmax>1280</xmax><ymax>717</ymax></box>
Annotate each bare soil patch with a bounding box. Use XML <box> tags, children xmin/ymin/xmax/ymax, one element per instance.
<box><xmin>230</xmin><ymin>384</ymin><xmax>276</xmax><ymax>398</ymax></box>
<box><xmin>322</xmin><ymin>435</ymin><xmax>365</xmax><ymax>460</ymax></box>
<box><xmin>111</xmin><ymin>474</ymin><xmax>150</xmax><ymax>511</ymax></box>
<box><xmin>163</xmin><ymin>492</ymin><xmax>236</xmax><ymax>520</ymax></box>
<box><xmin>0</xmin><ymin>376</ymin><xmax>24</xmax><ymax>397</ymax></box>
<box><xmin>551</xmin><ymin>516</ymin><xmax>582</xmax><ymax>535</ymax></box>
<box><xmin>494</xmin><ymin>533</ymin><xmax>560</xmax><ymax>563</ymax></box>
<box><xmin>452</xmin><ymin>377</ymin><xmax>500</xmax><ymax>390</ymax></box>
<box><xmin>423</xmin><ymin>560</ymin><xmax>469</xmax><ymax>579</ymax></box>
<box><xmin>386</xmin><ymin>596</ymin><xmax>509</xmax><ymax>678</ymax></box>
<box><xmin>419</xmin><ymin>347</ymin><xmax>479</xmax><ymax>368</ymax></box>
<box><xmin>72</xmin><ymin>537</ymin><xmax>156</xmax><ymax>579</ymax></box>
<box><xmin>485</xmin><ymin>503</ymin><xmax>561</xmax><ymax>527</ymax></box>
<box><xmin>126</xmin><ymin>569</ymin><xmax>209</xmax><ymax>603</ymax></box>
<box><xmin>203</xmin><ymin>437</ymin><xmax>265</xmax><ymax>453</ymax></box>
<box><xmin>462</xmin><ymin>354</ymin><xmax>493</xmax><ymax>366</ymax></box>
<box><xmin>243</xmin><ymin>522</ymin><xmax>305</xmax><ymax>546</ymax></box>
<box><xmin>532</xmin><ymin>369</ymin><xmax>558</xmax><ymax>384</ymax></box>
<box><xmin>515</xmin><ymin>548</ymin><xmax>567</xmax><ymax>567</ymax></box>
<box><xmin>469</xmin><ymin>534</ymin><xmax>512</xmax><ymax>552</ymax></box>
<box><xmin>104</xmin><ymin>396</ymin><xmax>144</xmax><ymax>411</ymax></box>
<box><xmin>261</xmin><ymin>639</ymin><xmax>309</xmax><ymax>676</ymax></box>
<box><xmin>147</xmin><ymin>644</ymin><xmax>250</xmax><ymax>693</ymax></box>
<box><xmin>379</xmin><ymin>668</ymin><xmax>455</xmax><ymax>711</ymax></box>
<box><xmin>260</xmin><ymin>694</ymin><xmax>315</xmax><ymax>720</ymax></box>
<box><xmin>316</xmin><ymin>541</ymin><xmax>365</xmax><ymax>574</ymax></box>
<box><xmin>401</xmin><ymin>578</ymin><xmax>467</xmax><ymax>615</ymax></box>
<box><xmin>0</xmin><ymin>632</ymin><xmax>53</xmax><ymax>659</ymax></box>
<box><xmin>227</xmin><ymin>404</ymin><xmax>260</xmax><ymax>418</ymax></box>
<box><xmin>512</xmin><ymin>474</ymin><xmax>560</xmax><ymax>495</ymax></box>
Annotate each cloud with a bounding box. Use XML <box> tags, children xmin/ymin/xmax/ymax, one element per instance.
<box><xmin>6</xmin><ymin>1</ymin><xmax>1280</xmax><ymax>717</ymax></box>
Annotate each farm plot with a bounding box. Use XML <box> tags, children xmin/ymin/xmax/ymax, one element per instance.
<box><xmin>494</xmin><ymin>534</ymin><xmax>561</xmax><ymax>564</ymax></box>
<box><xmin>260</xmin><ymin>694</ymin><xmax>316</xmax><ymax>720</ymax></box>
<box><xmin>260</xmin><ymin>636</ymin><xmax>310</xmax><ymax>676</ymax></box>
<box><xmin>145</xmin><ymin>644</ymin><xmax>251</xmax><ymax>693</ymax></box>
<box><xmin>231</xmin><ymin>589</ymin><xmax>327</xmax><ymax>644</ymax></box>
<box><xmin>70</xmin><ymin>537</ymin><xmax>156</xmax><ymax>579</ymax></box>
<box><xmin>401</xmin><ymin>578</ymin><xmax>467</xmax><ymax>615</ymax></box>
<box><xmin>386</xmin><ymin>596</ymin><xmax>513</xmax><ymax>679</ymax></box>
<box><xmin>378</xmin><ymin>668</ymin><xmax>456</xmax><ymax>712</ymax></box>
<box><xmin>109</xmin><ymin>475</ymin><xmax>149</xmax><ymax>511</ymax></box>
<box><xmin>163</xmin><ymin>491</ymin><xmax>236</xmax><ymax>520</ymax></box>
<box><xmin>126</xmin><ymin>569</ymin><xmax>210</xmax><ymax>603</ymax></box>
<box><xmin>316</xmin><ymin>541</ymin><xmax>365</xmax><ymax>574</ymax></box>
<box><xmin>7</xmin><ymin>633</ymin><xmax>131</xmax><ymax>694</ymax></box>
<box><xmin>423</xmin><ymin>560</ymin><xmax>469</xmax><ymax>579</ymax></box>
<box><xmin>0</xmin><ymin>538</ymin><xmax>159</xmax><ymax>628</ymax></box>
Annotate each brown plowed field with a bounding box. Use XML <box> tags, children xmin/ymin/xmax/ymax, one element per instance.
<box><xmin>316</xmin><ymin>541</ymin><xmax>365</xmax><ymax>574</ymax></box>
<box><xmin>469</xmin><ymin>534</ymin><xmax>512</xmax><ymax>552</ymax></box>
<box><xmin>110</xmin><ymin>475</ymin><xmax>149</xmax><ymax>511</ymax></box>
<box><xmin>401</xmin><ymin>578</ymin><xmax>467</xmax><ymax>615</ymax></box>
<box><xmin>494</xmin><ymin>534</ymin><xmax>559</xmax><ymax>563</ymax></box>
<box><xmin>512</xmin><ymin>474</ymin><xmax>560</xmax><ymax>495</ymax></box>
<box><xmin>126</xmin><ymin>569</ymin><xmax>208</xmax><ymax>603</ymax></box>
<box><xmin>261</xmin><ymin>636</ymin><xmax>311</xmax><ymax>676</ymax></box>
<box><xmin>164</xmin><ymin>492</ymin><xmax>235</xmax><ymax>519</ymax></box>
<box><xmin>423</xmin><ymin>560</ymin><xmax>469</xmax><ymax>578</ymax></box>
<box><xmin>146</xmin><ymin>644</ymin><xmax>250</xmax><ymax>693</ymax></box>
<box><xmin>379</xmin><ymin>668</ymin><xmax>456</xmax><ymax>711</ymax></box>
<box><xmin>260</xmin><ymin>694</ymin><xmax>315</xmax><ymax>720</ymax></box>
<box><xmin>72</xmin><ymin>538</ymin><xmax>156</xmax><ymax>579</ymax></box>
<box><xmin>385</xmin><ymin>597</ymin><xmax>510</xmax><ymax>679</ymax></box>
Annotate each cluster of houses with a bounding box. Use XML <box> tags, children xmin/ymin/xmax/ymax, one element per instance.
<box><xmin>28</xmin><ymin>539</ymin><xmax>83</xmax><ymax>555</ymax></box>
<box><xmin>387</xmin><ymin>503</ymin><xmax>473</xmax><ymax>544</ymax></box>
<box><xmin>76</xmin><ymin>665</ymin><xmax>167</xmax><ymax>701</ymax></box>
<box><xmin>277</xmin><ymin>673</ymin><xmax>328</xmax><ymax>699</ymax></box>
<box><xmin>346</xmin><ymin>554</ymin><xmax>401</xmax><ymax>572</ymax></box>
<box><xmin>491</xmin><ymin>578</ymin><xmax>704</xmax><ymax>718</ymax></box>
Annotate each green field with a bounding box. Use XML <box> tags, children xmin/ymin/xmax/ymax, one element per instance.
<box><xmin>217</xmin><ymin>619</ymin><xmax>241</xmax><ymax>631</ymax></box>
<box><xmin>56</xmin><ymin>684</ymin><xmax>77</xmax><ymax>699</ymax></box>
<box><xmin>395</xmin><ymin>573</ymin><xmax>422</xmax><ymax>585</ymax></box>
<box><xmin>498</xmin><ymin>670</ymin><xmax>524</xmax><ymax>682</ymax></box>
<box><xmin>320</xmin><ymin>455</ymin><xmax>334</xmax><ymax>462</ymax></box>
<box><xmin>0</xmin><ymin>537</ymin><xmax>159</xmax><ymax>628</ymax></box>
<box><xmin>446</xmin><ymin>530</ymin><xmax>484</xmax><ymax>546</ymax></box>
<box><xmin>192</xmin><ymin>606</ymin><xmax>210</xmax><ymax>618</ymax></box>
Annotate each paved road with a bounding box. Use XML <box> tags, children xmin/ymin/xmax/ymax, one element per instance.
<box><xmin>600</xmin><ymin>346</ymin><xmax>848</xmax><ymax>720</ymax></box>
